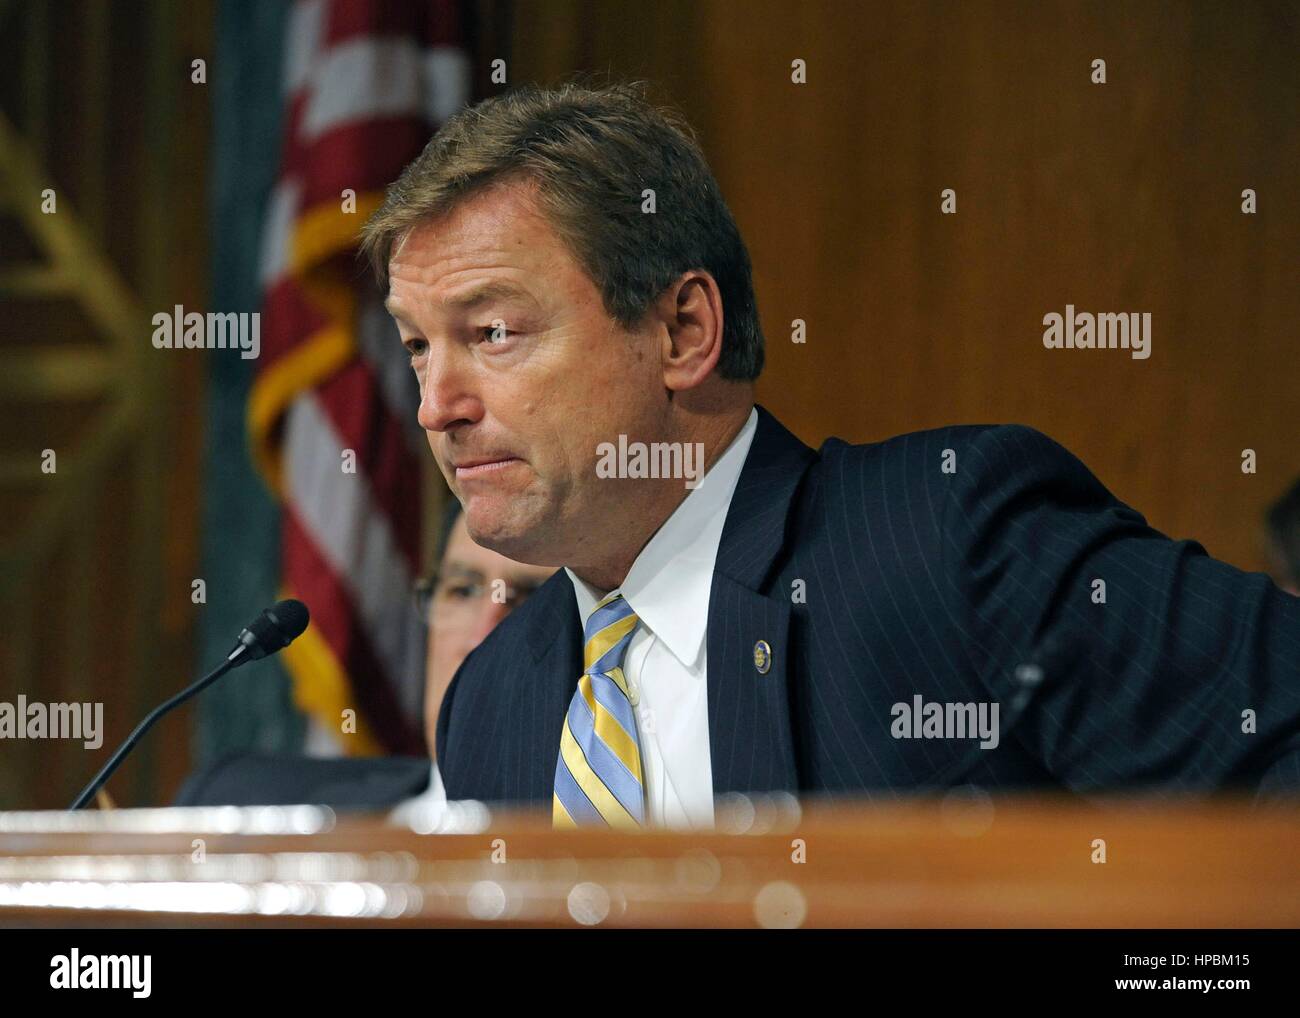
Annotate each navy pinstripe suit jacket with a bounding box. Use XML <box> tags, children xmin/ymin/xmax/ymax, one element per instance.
<box><xmin>436</xmin><ymin>405</ymin><xmax>1300</xmax><ymax>806</ymax></box>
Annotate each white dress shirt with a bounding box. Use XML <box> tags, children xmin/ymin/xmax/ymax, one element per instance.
<box><xmin>565</xmin><ymin>407</ymin><xmax>758</xmax><ymax>830</ymax></box>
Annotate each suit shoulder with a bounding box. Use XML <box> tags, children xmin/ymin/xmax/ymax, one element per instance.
<box><xmin>814</xmin><ymin>423</ymin><xmax>1096</xmax><ymax>484</ymax></box>
<box><xmin>811</xmin><ymin>423</ymin><xmax>1025</xmax><ymax>487</ymax></box>
<box><xmin>807</xmin><ymin>423</ymin><xmax>1128</xmax><ymax>542</ymax></box>
<box><xmin>938</xmin><ymin>424</ymin><xmax>1135</xmax><ymax>516</ymax></box>
<box><xmin>816</xmin><ymin>422</ymin><xmax>1051</xmax><ymax>460</ymax></box>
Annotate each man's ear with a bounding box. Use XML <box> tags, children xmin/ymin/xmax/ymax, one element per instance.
<box><xmin>659</xmin><ymin>270</ymin><xmax>725</xmax><ymax>392</ymax></box>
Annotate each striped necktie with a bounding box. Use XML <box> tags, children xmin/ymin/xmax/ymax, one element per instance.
<box><xmin>553</xmin><ymin>591</ymin><xmax>645</xmax><ymax>829</ymax></box>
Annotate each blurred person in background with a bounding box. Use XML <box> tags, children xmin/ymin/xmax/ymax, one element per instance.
<box><xmin>391</xmin><ymin>499</ymin><xmax>554</xmax><ymax>818</ymax></box>
<box><xmin>176</xmin><ymin>500</ymin><xmax>553</xmax><ymax>809</ymax></box>
<box><xmin>1265</xmin><ymin>478</ymin><xmax>1300</xmax><ymax>596</ymax></box>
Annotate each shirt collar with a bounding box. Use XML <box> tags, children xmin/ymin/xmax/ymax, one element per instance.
<box><xmin>566</xmin><ymin>407</ymin><xmax>759</xmax><ymax>669</ymax></box>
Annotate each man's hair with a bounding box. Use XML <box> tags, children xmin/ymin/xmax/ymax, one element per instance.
<box><xmin>359</xmin><ymin>80</ymin><xmax>764</xmax><ymax>381</ymax></box>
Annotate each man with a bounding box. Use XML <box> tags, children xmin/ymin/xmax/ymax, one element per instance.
<box><xmin>175</xmin><ymin>502</ymin><xmax>552</xmax><ymax>809</ymax></box>
<box><xmin>361</xmin><ymin>81</ymin><xmax>1300</xmax><ymax>829</ymax></box>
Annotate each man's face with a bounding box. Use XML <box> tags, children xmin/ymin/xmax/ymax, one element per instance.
<box><xmin>423</xmin><ymin>514</ymin><xmax>555</xmax><ymax>753</ymax></box>
<box><xmin>385</xmin><ymin>178</ymin><xmax>668</xmax><ymax>567</ymax></box>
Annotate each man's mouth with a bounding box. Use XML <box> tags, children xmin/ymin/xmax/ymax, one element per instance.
<box><xmin>453</xmin><ymin>456</ymin><xmax>522</xmax><ymax>480</ymax></box>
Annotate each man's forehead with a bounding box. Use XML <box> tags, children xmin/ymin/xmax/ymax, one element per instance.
<box><xmin>393</xmin><ymin>177</ymin><xmax>553</xmax><ymax>264</ymax></box>
<box><xmin>384</xmin><ymin>186</ymin><xmax>569</xmax><ymax>314</ymax></box>
<box><xmin>384</xmin><ymin>278</ymin><xmax>540</xmax><ymax>317</ymax></box>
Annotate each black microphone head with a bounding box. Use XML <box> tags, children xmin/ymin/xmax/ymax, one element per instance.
<box><xmin>267</xmin><ymin>598</ymin><xmax>310</xmax><ymax>641</ymax></box>
<box><xmin>235</xmin><ymin>599</ymin><xmax>310</xmax><ymax>662</ymax></box>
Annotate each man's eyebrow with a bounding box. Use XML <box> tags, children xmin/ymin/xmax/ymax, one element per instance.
<box><xmin>441</xmin><ymin>281</ymin><xmax>539</xmax><ymax>311</ymax></box>
<box><xmin>384</xmin><ymin>282</ymin><xmax>540</xmax><ymax>320</ymax></box>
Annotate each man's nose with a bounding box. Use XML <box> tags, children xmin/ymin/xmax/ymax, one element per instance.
<box><xmin>416</xmin><ymin>348</ymin><xmax>481</xmax><ymax>433</ymax></box>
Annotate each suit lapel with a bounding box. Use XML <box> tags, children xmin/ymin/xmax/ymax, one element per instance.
<box><xmin>706</xmin><ymin>574</ymin><xmax>799</xmax><ymax>794</ymax></box>
<box><xmin>517</xmin><ymin>569</ymin><xmax>583</xmax><ymax>801</ymax></box>
<box><xmin>707</xmin><ymin>406</ymin><xmax>816</xmax><ymax>795</ymax></box>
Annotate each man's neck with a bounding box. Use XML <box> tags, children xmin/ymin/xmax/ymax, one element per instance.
<box><xmin>568</xmin><ymin>403</ymin><xmax>754</xmax><ymax>593</ymax></box>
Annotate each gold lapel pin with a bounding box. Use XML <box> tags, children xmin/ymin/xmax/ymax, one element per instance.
<box><xmin>753</xmin><ymin>639</ymin><xmax>772</xmax><ymax>674</ymax></box>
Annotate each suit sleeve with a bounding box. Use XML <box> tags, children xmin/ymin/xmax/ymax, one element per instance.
<box><xmin>943</xmin><ymin>424</ymin><xmax>1300</xmax><ymax>795</ymax></box>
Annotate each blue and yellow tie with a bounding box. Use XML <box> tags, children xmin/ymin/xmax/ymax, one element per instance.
<box><xmin>553</xmin><ymin>591</ymin><xmax>644</xmax><ymax>829</ymax></box>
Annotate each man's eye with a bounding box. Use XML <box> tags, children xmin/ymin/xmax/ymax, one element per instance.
<box><xmin>478</xmin><ymin>325</ymin><xmax>513</xmax><ymax>344</ymax></box>
<box><xmin>405</xmin><ymin>338</ymin><xmax>428</xmax><ymax>358</ymax></box>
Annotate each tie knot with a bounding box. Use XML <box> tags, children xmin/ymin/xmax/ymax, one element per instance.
<box><xmin>582</xmin><ymin>592</ymin><xmax>639</xmax><ymax>675</ymax></box>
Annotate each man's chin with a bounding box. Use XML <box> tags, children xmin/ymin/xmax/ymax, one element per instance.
<box><xmin>463</xmin><ymin>507</ymin><xmax>554</xmax><ymax>566</ymax></box>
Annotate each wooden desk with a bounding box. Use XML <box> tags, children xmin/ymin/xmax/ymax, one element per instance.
<box><xmin>1</xmin><ymin>795</ymin><xmax>1297</xmax><ymax>927</ymax></box>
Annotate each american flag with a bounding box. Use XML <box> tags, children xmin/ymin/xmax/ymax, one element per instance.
<box><xmin>249</xmin><ymin>0</ymin><xmax>471</xmax><ymax>756</ymax></box>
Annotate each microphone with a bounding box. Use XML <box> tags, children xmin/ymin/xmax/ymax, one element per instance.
<box><xmin>228</xmin><ymin>599</ymin><xmax>311</xmax><ymax>665</ymax></box>
<box><xmin>68</xmin><ymin>599</ymin><xmax>310</xmax><ymax>811</ymax></box>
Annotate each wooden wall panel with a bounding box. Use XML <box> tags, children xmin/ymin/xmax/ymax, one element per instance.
<box><xmin>0</xmin><ymin>0</ymin><xmax>211</xmax><ymax>809</ymax></box>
